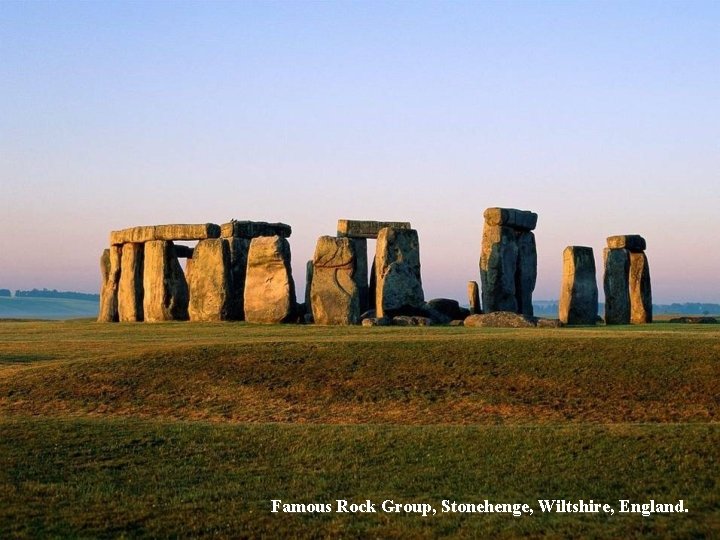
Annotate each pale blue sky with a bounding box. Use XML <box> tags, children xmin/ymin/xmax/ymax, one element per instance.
<box><xmin>1</xmin><ymin>1</ymin><xmax>719</xmax><ymax>303</ymax></box>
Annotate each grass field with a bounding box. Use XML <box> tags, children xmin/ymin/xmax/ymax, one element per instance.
<box><xmin>0</xmin><ymin>320</ymin><xmax>718</xmax><ymax>537</ymax></box>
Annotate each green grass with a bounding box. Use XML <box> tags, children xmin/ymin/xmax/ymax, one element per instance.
<box><xmin>0</xmin><ymin>321</ymin><xmax>718</xmax><ymax>537</ymax></box>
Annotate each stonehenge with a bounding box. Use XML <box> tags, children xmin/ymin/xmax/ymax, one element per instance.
<box><xmin>559</xmin><ymin>246</ymin><xmax>598</xmax><ymax>325</ymax></box>
<box><xmin>467</xmin><ymin>281</ymin><xmax>481</xmax><ymax>315</ymax></box>
<box><xmin>603</xmin><ymin>235</ymin><xmax>652</xmax><ymax>324</ymax></box>
<box><xmin>374</xmin><ymin>227</ymin><xmax>424</xmax><ymax>318</ymax></box>
<box><xmin>480</xmin><ymin>207</ymin><xmax>537</xmax><ymax>317</ymax></box>
<box><xmin>310</xmin><ymin>236</ymin><xmax>361</xmax><ymax>325</ymax></box>
<box><xmin>244</xmin><ymin>236</ymin><xmax>296</xmax><ymax>323</ymax></box>
<box><xmin>99</xmin><ymin>215</ymin><xmax>654</xmax><ymax>328</ymax></box>
<box><xmin>100</xmin><ymin>220</ymin><xmax>292</xmax><ymax>323</ymax></box>
<box><xmin>307</xmin><ymin>219</ymin><xmax>422</xmax><ymax>325</ymax></box>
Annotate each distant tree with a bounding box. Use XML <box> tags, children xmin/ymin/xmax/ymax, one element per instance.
<box><xmin>0</xmin><ymin>289</ymin><xmax>11</xmax><ymax>297</ymax></box>
<box><xmin>14</xmin><ymin>289</ymin><xmax>99</xmax><ymax>301</ymax></box>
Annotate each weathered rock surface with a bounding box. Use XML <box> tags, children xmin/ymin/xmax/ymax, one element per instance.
<box><xmin>361</xmin><ymin>317</ymin><xmax>390</xmax><ymax>327</ymax></box>
<box><xmin>464</xmin><ymin>312</ymin><xmax>536</xmax><ymax>328</ymax></box>
<box><xmin>226</xmin><ymin>238</ymin><xmax>250</xmax><ymax>320</ymax></box>
<box><xmin>629</xmin><ymin>252</ymin><xmax>652</xmax><ymax>324</ymax></box>
<box><xmin>536</xmin><ymin>318</ymin><xmax>564</xmax><ymax>328</ymax></box>
<box><xmin>375</xmin><ymin>228</ymin><xmax>424</xmax><ymax>318</ymax></box>
<box><xmin>118</xmin><ymin>243</ymin><xmax>144</xmax><ymax>322</ymax></box>
<box><xmin>304</xmin><ymin>260</ymin><xmax>313</xmax><ymax>315</ymax></box>
<box><xmin>187</xmin><ymin>239</ymin><xmax>232</xmax><ymax>321</ymax></box>
<box><xmin>173</xmin><ymin>245</ymin><xmax>194</xmax><ymax>259</ymax></box>
<box><xmin>98</xmin><ymin>246</ymin><xmax>121</xmax><ymax>322</ymax></box>
<box><xmin>244</xmin><ymin>236</ymin><xmax>296</xmax><ymax>323</ymax></box>
<box><xmin>426</xmin><ymin>298</ymin><xmax>470</xmax><ymax>321</ymax></box>
<box><xmin>607</xmin><ymin>235</ymin><xmax>646</xmax><ymax>252</ymax></box>
<box><xmin>558</xmin><ymin>246</ymin><xmax>598</xmax><ymax>325</ymax></box>
<box><xmin>467</xmin><ymin>281</ymin><xmax>481</xmax><ymax>314</ymax></box>
<box><xmin>516</xmin><ymin>231</ymin><xmax>537</xmax><ymax>318</ymax></box>
<box><xmin>220</xmin><ymin>220</ymin><xmax>291</xmax><ymax>239</ymax></box>
<box><xmin>668</xmin><ymin>316</ymin><xmax>717</xmax><ymax>324</ymax></box>
<box><xmin>603</xmin><ymin>248</ymin><xmax>631</xmax><ymax>325</ymax></box>
<box><xmin>352</xmin><ymin>238</ymin><xmax>369</xmax><ymax>313</ymax></box>
<box><xmin>143</xmin><ymin>240</ymin><xmax>189</xmax><ymax>322</ymax></box>
<box><xmin>337</xmin><ymin>220</ymin><xmax>411</xmax><ymax>239</ymax></box>
<box><xmin>449</xmin><ymin>320</ymin><xmax>464</xmax><ymax>326</ymax></box>
<box><xmin>111</xmin><ymin>223</ymin><xmax>220</xmax><ymax>245</ymax></box>
<box><xmin>483</xmin><ymin>208</ymin><xmax>538</xmax><ymax>230</ymax></box>
<box><xmin>480</xmin><ymin>224</ymin><xmax>519</xmax><ymax>313</ymax></box>
<box><xmin>392</xmin><ymin>315</ymin><xmax>432</xmax><ymax>326</ymax></box>
<box><xmin>310</xmin><ymin>236</ymin><xmax>360</xmax><ymax>325</ymax></box>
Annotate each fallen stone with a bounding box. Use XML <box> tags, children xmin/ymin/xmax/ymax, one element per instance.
<box><xmin>392</xmin><ymin>315</ymin><xmax>432</xmax><ymax>326</ymax></box>
<box><xmin>337</xmin><ymin>219</ymin><xmax>411</xmax><ymax>239</ymax></box>
<box><xmin>607</xmin><ymin>235</ymin><xmax>646</xmax><ymax>252</ymax></box>
<box><xmin>361</xmin><ymin>317</ymin><xmax>390</xmax><ymax>327</ymax></box>
<box><xmin>464</xmin><ymin>312</ymin><xmax>536</xmax><ymax>328</ymax></box>
<box><xmin>603</xmin><ymin>248</ymin><xmax>631</xmax><ymax>325</ymax></box>
<box><xmin>98</xmin><ymin>246</ymin><xmax>121</xmax><ymax>322</ymax></box>
<box><xmin>118</xmin><ymin>243</ymin><xmax>144</xmax><ymax>322</ymax></box>
<box><xmin>375</xmin><ymin>227</ymin><xmax>425</xmax><ymax>318</ymax></box>
<box><xmin>360</xmin><ymin>309</ymin><xmax>376</xmax><ymax>320</ymax></box>
<box><xmin>425</xmin><ymin>298</ymin><xmax>469</xmax><ymax>321</ymax></box>
<box><xmin>244</xmin><ymin>236</ymin><xmax>296</xmax><ymax>323</ymax></box>
<box><xmin>536</xmin><ymin>318</ymin><xmax>564</xmax><ymax>328</ymax></box>
<box><xmin>187</xmin><ymin>239</ymin><xmax>232</xmax><ymax>321</ymax></box>
<box><xmin>111</xmin><ymin>223</ymin><xmax>220</xmax><ymax>245</ymax></box>
<box><xmin>558</xmin><ymin>246</ymin><xmax>598</xmax><ymax>325</ymax></box>
<box><xmin>421</xmin><ymin>306</ymin><xmax>451</xmax><ymax>325</ymax></box>
<box><xmin>668</xmin><ymin>316</ymin><xmax>718</xmax><ymax>324</ymax></box>
<box><xmin>449</xmin><ymin>320</ymin><xmax>464</xmax><ymax>326</ymax></box>
<box><xmin>629</xmin><ymin>252</ymin><xmax>652</xmax><ymax>324</ymax></box>
<box><xmin>143</xmin><ymin>240</ymin><xmax>189</xmax><ymax>322</ymax></box>
<box><xmin>310</xmin><ymin>236</ymin><xmax>360</xmax><ymax>325</ymax></box>
<box><xmin>467</xmin><ymin>281</ymin><xmax>481</xmax><ymax>314</ymax></box>
<box><xmin>220</xmin><ymin>220</ymin><xmax>291</xmax><ymax>239</ymax></box>
<box><xmin>483</xmin><ymin>208</ymin><xmax>538</xmax><ymax>231</ymax></box>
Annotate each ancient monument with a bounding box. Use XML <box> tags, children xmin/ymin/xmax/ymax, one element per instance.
<box><xmin>100</xmin><ymin>214</ymin><xmax>654</xmax><ymax>329</ymax></box>
<box><xmin>603</xmin><ymin>235</ymin><xmax>652</xmax><ymax>324</ymax></box>
<box><xmin>309</xmin><ymin>220</ymin><xmax>422</xmax><ymax>325</ymax></box>
<box><xmin>558</xmin><ymin>246</ymin><xmax>598</xmax><ymax>325</ymax></box>
<box><xmin>479</xmin><ymin>207</ymin><xmax>537</xmax><ymax>317</ymax></box>
<box><xmin>99</xmin><ymin>220</ymin><xmax>292</xmax><ymax>323</ymax></box>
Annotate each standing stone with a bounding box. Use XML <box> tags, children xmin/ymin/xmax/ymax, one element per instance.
<box><xmin>304</xmin><ymin>260</ymin><xmax>313</xmax><ymax>315</ymax></box>
<box><xmin>559</xmin><ymin>246</ymin><xmax>598</xmax><ymax>325</ymax></box>
<box><xmin>467</xmin><ymin>281</ymin><xmax>481</xmax><ymax>314</ymax></box>
<box><xmin>480</xmin><ymin>224</ymin><xmax>519</xmax><ymax>313</ymax></box>
<box><xmin>375</xmin><ymin>228</ymin><xmax>424</xmax><ymax>318</ymax></box>
<box><xmin>629</xmin><ymin>252</ymin><xmax>652</xmax><ymax>324</ymax></box>
<box><xmin>244</xmin><ymin>236</ymin><xmax>296</xmax><ymax>323</ymax></box>
<box><xmin>226</xmin><ymin>238</ymin><xmax>250</xmax><ymax>320</ymax></box>
<box><xmin>98</xmin><ymin>246</ymin><xmax>121</xmax><ymax>322</ymax></box>
<box><xmin>480</xmin><ymin>208</ymin><xmax>538</xmax><ymax>316</ymax></box>
<box><xmin>187</xmin><ymin>239</ymin><xmax>232</xmax><ymax>321</ymax></box>
<box><xmin>603</xmin><ymin>248</ymin><xmax>630</xmax><ymax>325</ymax></box>
<box><xmin>368</xmin><ymin>258</ymin><xmax>376</xmax><ymax>310</ymax></box>
<box><xmin>310</xmin><ymin>236</ymin><xmax>360</xmax><ymax>325</ymax></box>
<box><xmin>516</xmin><ymin>231</ymin><xmax>537</xmax><ymax>318</ymax></box>
<box><xmin>352</xmin><ymin>238</ymin><xmax>369</xmax><ymax>313</ymax></box>
<box><xmin>118</xmin><ymin>243</ymin><xmax>144</xmax><ymax>322</ymax></box>
<box><xmin>143</xmin><ymin>240</ymin><xmax>189</xmax><ymax>322</ymax></box>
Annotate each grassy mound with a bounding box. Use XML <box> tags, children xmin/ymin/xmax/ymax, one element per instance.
<box><xmin>0</xmin><ymin>321</ymin><xmax>718</xmax><ymax>537</ymax></box>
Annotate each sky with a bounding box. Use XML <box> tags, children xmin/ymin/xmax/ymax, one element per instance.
<box><xmin>1</xmin><ymin>0</ymin><xmax>719</xmax><ymax>303</ymax></box>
